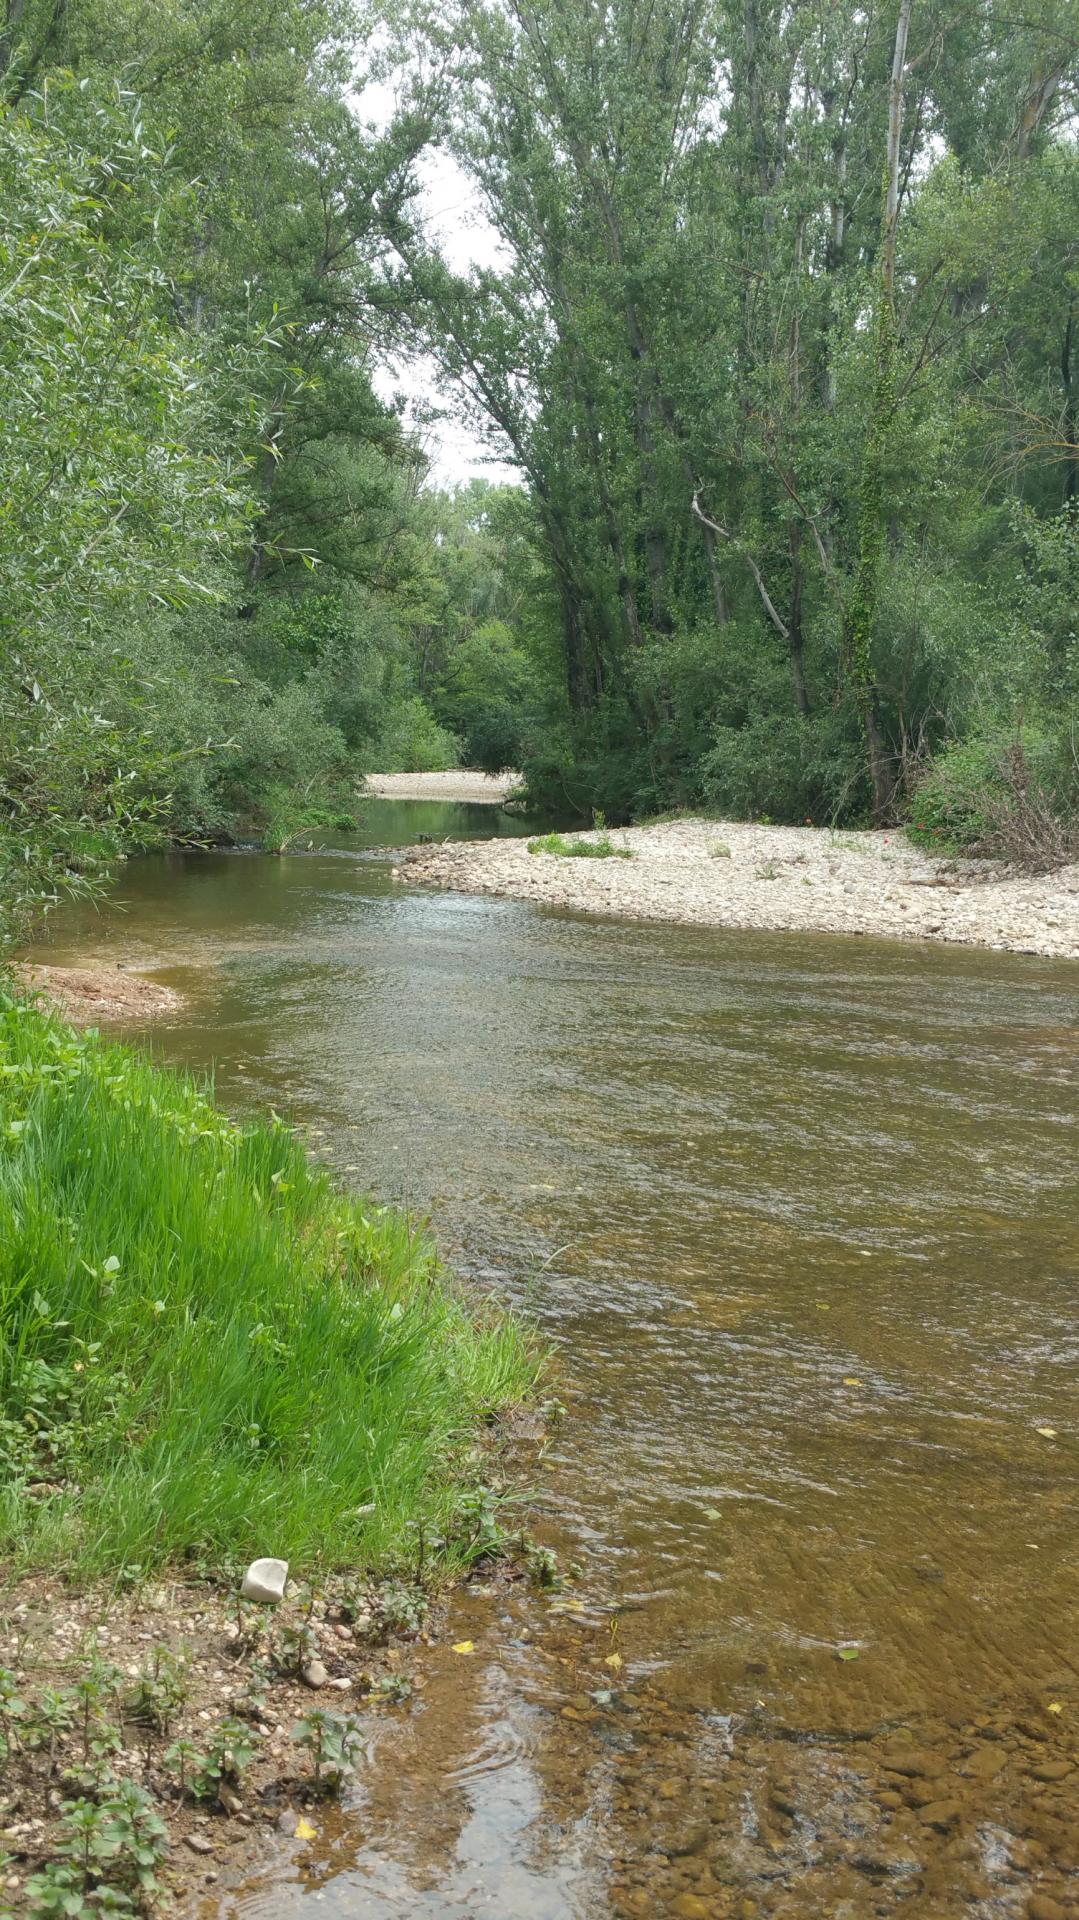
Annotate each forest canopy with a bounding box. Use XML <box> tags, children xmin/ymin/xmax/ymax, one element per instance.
<box><xmin>2</xmin><ymin>0</ymin><xmax>1078</xmax><ymax>932</ymax></box>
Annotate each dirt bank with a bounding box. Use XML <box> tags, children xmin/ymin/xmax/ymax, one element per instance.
<box><xmin>14</xmin><ymin>963</ymin><xmax>183</xmax><ymax>1023</ymax></box>
<box><xmin>362</xmin><ymin>770</ymin><xmax>521</xmax><ymax>804</ymax></box>
<box><xmin>402</xmin><ymin>818</ymin><xmax>1079</xmax><ymax>958</ymax></box>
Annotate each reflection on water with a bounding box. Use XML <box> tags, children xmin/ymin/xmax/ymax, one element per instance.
<box><xmin>31</xmin><ymin>799</ymin><xmax>1079</xmax><ymax>1917</ymax></box>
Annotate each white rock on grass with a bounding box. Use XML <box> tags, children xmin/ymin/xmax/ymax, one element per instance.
<box><xmin>241</xmin><ymin>1557</ymin><xmax>289</xmax><ymax>1604</ymax></box>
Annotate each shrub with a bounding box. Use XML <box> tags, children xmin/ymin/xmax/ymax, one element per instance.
<box><xmin>908</xmin><ymin>727</ymin><xmax>1079</xmax><ymax>868</ymax></box>
<box><xmin>526</xmin><ymin>833</ymin><xmax>633</xmax><ymax>860</ymax></box>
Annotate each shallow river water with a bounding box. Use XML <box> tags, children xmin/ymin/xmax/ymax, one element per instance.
<box><xmin>33</xmin><ymin>800</ymin><xmax>1079</xmax><ymax>1919</ymax></box>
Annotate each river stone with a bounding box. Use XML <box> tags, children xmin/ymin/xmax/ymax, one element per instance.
<box><xmin>1028</xmin><ymin>1761</ymin><xmax>1074</xmax><ymax>1783</ymax></box>
<box><xmin>241</xmin><ymin>1557</ymin><xmax>288</xmax><ymax>1604</ymax></box>
<box><xmin>917</xmin><ymin>1799</ymin><xmax>961</xmax><ymax>1831</ymax></box>
<box><xmin>302</xmin><ymin>1659</ymin><xmax>329</xmax><ymax>1689</ymax></box>
<box><xmin>904</xmin><ymin>1779</ymin><xmax>945</xmax><ymax>1808</ymax></box>
<box><xmin>1027</xmin><ymin>1899</ymin><xmax>1065</xmax><ymax>1920</ymax></box>
<box><xmin>670</xmin><ymin>1897</ymin><xmax>713</xmax><ymax>1919</ymax></box>
<box><xmin>966</xmin><ymin>1746</ymin><xmax>1006</xmax><ymax>1780</ymax></box>
<box><xmin>881</xmin><ymin>1749</ymin><xmax>945</xmax><ymax>1779</ymax></box>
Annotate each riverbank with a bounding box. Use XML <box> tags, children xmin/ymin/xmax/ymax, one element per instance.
<box><xmin>402</xmin><ymin>817</ymin><xmax>1079</xmax><ymax>958</ymax></box>
<box><xmin>14</xmin><ymin>961</ymin><xmax>182</xmax><ymax>1024</ymax></box>
<box><xmin>0</xmin><ymin>995</ymin><xmax>541</xmax><ymax>1911</ymax></box>
<box><xmin>362</xmin><ymin>770</ymin><xmax>521</xmax><ymax>804</ymax></box>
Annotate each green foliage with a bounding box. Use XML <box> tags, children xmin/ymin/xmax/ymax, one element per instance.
<box><xmin>527</xmin><ymin>833</ymin><xmax>633</xmax><ymax>860</ymax></box>
<box><xmin>187</xmin><ymin>1716</ymin><xmax>262</xmax><ymax>1802</ymax></box>
<box><xmin>26</xmin><ymin>1779</ymin><xmax>167</xmax><ymax>1916</ymax></box>
<box><xmin>372</xmin><ymin>695</ymin><xmax>462</xmax><ymax>774</ymax></box>
<box><xmin>0</xmin><ymin>995</ymin><xmax>540</xmax><ymax>1575</ymax></box>
<box><xmin>909</xmin><ymin>729</ymin><xmax>1079</xmax><ymax>866</ymax></box>
<box><xmin>290</xmin><ymin>1709</ymin><xmax>364</xmax><ymax>1793</ymax></box>
<box><xmin>387</xmin><ymin>0</ymin><xmax>1079</xmax><ymax>856</ymax></box>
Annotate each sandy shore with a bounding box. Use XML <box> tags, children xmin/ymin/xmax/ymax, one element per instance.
<box><xmin>402</xmin><ymin>818</ymin><xmax>1079</xmax><ymax>958</ymax></box>
<box><xmin>363</xmin><ymin>770</ymin><xmax>522</xmax><ymax>804</ymax></box>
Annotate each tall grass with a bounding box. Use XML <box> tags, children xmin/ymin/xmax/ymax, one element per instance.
<box><xmin>0</xmin><ymin>994</ymin><xmax>539</xmax><ymax>1580</ymax></box>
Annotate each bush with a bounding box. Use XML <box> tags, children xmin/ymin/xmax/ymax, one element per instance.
<box><xmin>702</xmin><ymin>707</ymin><xmax>868</xmax><ymax>825</ymax></box>
<box><xmin>908</xmin><ymin>728</ymin><xmax>1079</xmax><ymax>868</ymax></box>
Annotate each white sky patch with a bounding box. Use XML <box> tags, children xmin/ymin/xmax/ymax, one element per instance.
<box><xmin>357</xmin><ymin>78</ymin><xmax>520</xmax><ymax>490</ymax></box>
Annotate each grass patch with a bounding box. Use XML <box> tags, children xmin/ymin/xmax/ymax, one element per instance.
<box><xmin>0</xmin><ymin>993</ymin><xmax>540</xmax><ymax>1581</ymax></box>
<box><xmin>526</xmin><ymin>832</ymin><xmax>634</xmax><ymax>860</ymax></box>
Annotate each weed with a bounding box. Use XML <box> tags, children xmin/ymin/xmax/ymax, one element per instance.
<box><xmin>525</xmin><ymin>1542</ymin><xmax>560</xmax><ymax>1589</ymax></box>
<box><xmin>290</xmin><ymin>1710</ymin><xmax>364</xmax><ymax>1794</ymax></box>
<box><xmin>526</xmin><ymin>832</ymin><xmax>634</xmax><ymax>860</ymax></box>
<box><xmin>268</xmin><ymin>1620</ymin><xmax>318</xmax><ymax>1678</ymax></box>
<box><xmin>27</xmin><ymin>1780</ymin><xmax>167</xmax><ymax>1916</ymax></box>
<box><xmin>162</xmin><ymin>1736</ymin><xmax>201</xmax><ymax>1799</ymax></box>
<box><xmin>370</xmin><ymin>1581</ymin><xmax>429</xmax><ymax>1641</ymax></box>
<box><xmin>124</xmin><ymin>1651</ymin><xmax>187</xmax><ymax>1739</ymax></box>
<box><xmin>188</xmin><ymin>1715</ymin><xmax>262</xmax><ymax>1803</ymax></box>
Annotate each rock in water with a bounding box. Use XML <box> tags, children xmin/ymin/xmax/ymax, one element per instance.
<box><xmin>241</xmin><ymin>1557</ymin><xmax>289</xmax><ymax>1603</ymax></box>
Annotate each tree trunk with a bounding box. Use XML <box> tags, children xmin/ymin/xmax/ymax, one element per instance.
<box><xmin>844</xmin><ymin>0</ymin><xmax>913</xmax><ymax>822</ymax></box>
<box><xmin>0</xmin><ymin>0</ymin><xmax>27</xmax><ymax>78</ymax></box>
<box><xmin>1063</xmin><ymin>299</ymin><xmax>1077</xmax><ymax>505</ymax></box>
<box><xmin>787</xmin><ymin>522</ymin><xmax>810</xmax><ymax>716</ymax></box>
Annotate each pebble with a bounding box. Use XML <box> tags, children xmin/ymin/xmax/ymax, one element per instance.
<box><xmin>185</xmin><ymin>1834</ymin><xmax>215</xmax><ymax>1855</ymax></box>
<box><xmin>302</xmin><ymin>1660</ymin><xmax>329</xmax><ymax>1689</ymax></box>
<box><xmin>1028</xmin><ymin>1761</ymin><xmax>1073</xmax><ymax>1783</ymax></box>
<box><xmin>670</xmin><ymin>1897</ymin><xmax>714</xmax><ymax>1919</ymax></box>
<box><xmin>1027</xmin><ymin>1899</ymin><xmax>1065</xmax><ymax>1920</ymax></box>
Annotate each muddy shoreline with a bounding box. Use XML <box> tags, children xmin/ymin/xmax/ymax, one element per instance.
<box><xmin>402</xmin><ymin>818</ymin><xmax>1079</xmax><ymax>959</ymax></box>
<box><xmin>13</xmin><ymin>962</ymin><xmax>183</xmax><ymax>1024</ymax></box>
<box><xmin>0</xmin><ymin>1565</ymin><xmax>525</xmax><ymax>1913</ymax></box>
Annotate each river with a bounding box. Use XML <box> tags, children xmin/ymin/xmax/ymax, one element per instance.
<box><xmin>32</xmin><ymin>799</ymin><xmax>1079</xmax><ymax>1919</ymax></box>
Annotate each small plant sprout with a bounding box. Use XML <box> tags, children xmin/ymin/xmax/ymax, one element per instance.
<box><xmin>126</xmin><ymin>1648</ymin><xmax>188</xmax><ymax>1738</ymax></box>
<box><xmin>269</xmin><ymin>1619</ymin><xmax>318</xmax><ymax>1677</ymax></box>
<box><xmin>190</xmin><ymin>1715</ymin><xmax>262</xmax><ymax>1803</ymax></box>
<box><xmin>290</xmin><ymin>1710</ymin><xmax>364</xmax><ymax>1794</ymax></box>
<box><xmin>25</xmin><ymin>1687</ymin><xmax>77</xmax><ymax>1775</ymax></box>
<box><xmin>525</xmin><ymin>1542</ymin><xmax>560</xmax><ymax>1589</ymax></box>
<box><xmin>71</xmin><ymin>1657</ymin><xmax>123</xmax><ymax>1762</ymax></box>
<box><xmin>163</xmin><ymin>1735</ymin><xmax>202</xmax><ymax>1798</ymax></box>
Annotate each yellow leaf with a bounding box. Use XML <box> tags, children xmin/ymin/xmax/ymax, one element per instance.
<box><xmin>294</xmin><ymin>1817</ymin><xmax>318</xmax><ymax>1841</ymax></box>
<box><xmin>1048</xmin><ymin>1702</ymin><xmax>1063</xmax><ymax>1714</ymax></box>
<box><xmin>604</xmin><ymin>1651</ymin><xmax>623</xmax><ymax>1671</ymax></box>
<box><xmin>1036</xmin><ymin>1427</ymin><xmax>1057</xmax><ymax>1438</ymax></box>
<box><xmin>452</xmin><ymin>1640</ymin><xmax>475</xmax><ymax>1655</ymax></box>
<box><xmin>843</xmin><ymin>1377</ymin><xmax>862</xmax><ymax>1387</ymax></box>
